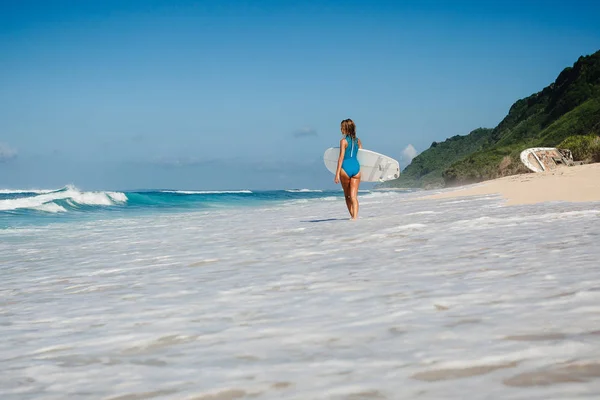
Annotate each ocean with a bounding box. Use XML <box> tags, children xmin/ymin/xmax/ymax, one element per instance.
<box><xmin>1</xmin><ymin>185</ymin><xmax>600</xmax><ymax>399</ymax></box>
<box><xmin>0</xmin><ymin>186</ymin><xmax>345</xmax><ymax>229</ymax></box>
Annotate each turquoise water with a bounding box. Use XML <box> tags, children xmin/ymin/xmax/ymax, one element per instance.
<box><xmin>0</xmin><ymin>185</ymin><xmax>360</xmax><ymax>229</ymax></box>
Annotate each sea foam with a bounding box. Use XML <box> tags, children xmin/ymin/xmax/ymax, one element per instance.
<box><xmin>0</xmin><ymin>185</ymin><xmax>127</xmax><ymax>212</ymax></box>
<box><xmin>161</xmin><ymin>190</ymin><xmax>253</xmax><ymax>194</ymax></box>
<box><xmin>1</xmin><ymin>190</ymin><xmax>600</xmax><ymax>399</ymax></box>
<box><xmin>284</xmin><ymin>189</ymin><xmax>324</xmax><ymax>193</ymax></box>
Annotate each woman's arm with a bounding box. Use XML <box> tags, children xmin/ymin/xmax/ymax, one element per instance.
<box><xmin>358</xmin><ymin>138</ymin><xmax>362</xmax><ymax>149</ymax></box>
<box><xmin>334</xmin><ymin>139</ymin><xmax>347</xmax><ymax>184</ymax></box>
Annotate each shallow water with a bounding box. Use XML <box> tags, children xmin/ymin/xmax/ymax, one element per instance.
<box><xmin>2</xmin><ymin>190</ymin><xmax>600</xmax><ymax>399</ymax></box>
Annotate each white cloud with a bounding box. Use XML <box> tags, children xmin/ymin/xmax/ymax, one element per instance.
<box><xmin>0</xmin><ymin>143</ymin><xmax>17</xmax><ymax>162</ymax></box>
<box><xmin>293</xmin><ymin>127</ymin><xmax>318</xmax><ymax>138</ymax></box>
<box><xmin>151</xmin><ymin>156</ymin><xmax>214</xmax><ymax>168</ymax></box>
<box><xmin>401</xmin><ymin>144</ymin><xmax>418</xmax><ymax>165</ymax></box>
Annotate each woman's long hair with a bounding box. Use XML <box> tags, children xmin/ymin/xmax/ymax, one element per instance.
<box><xmin>341</xmin><ymin>119</ymin><xmax>357</xmax><ymax>141</ymax></box>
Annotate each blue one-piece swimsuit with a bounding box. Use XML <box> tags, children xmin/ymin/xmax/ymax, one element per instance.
<box><xmin>342</xmin><ymin>136</ymin><xmax>360</xmax><ymax>178</ymax></box>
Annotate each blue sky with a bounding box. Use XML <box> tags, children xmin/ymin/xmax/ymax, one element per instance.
<box><xmin>1</xmin><ymin>0</ymin><xmax>599</xmax><ymax>190</ymax></box>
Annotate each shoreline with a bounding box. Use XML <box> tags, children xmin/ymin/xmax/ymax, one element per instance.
<box><xmin>420</xmin><ymin>163</ymin><xmax>600</xmax><ymax>206</ymax></box>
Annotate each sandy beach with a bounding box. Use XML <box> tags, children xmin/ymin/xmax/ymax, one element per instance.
<box><xmin>423</xmin><ymin>163</ymin><xmax>600</xmax><ymax>205</ymax></box>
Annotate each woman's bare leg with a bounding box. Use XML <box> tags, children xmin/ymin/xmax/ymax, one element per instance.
<box><xmin>349</xmin><ymin>173</ymin><xmax>361</xmax><ymax>219</ymax></box>
<box><xmin>339</xmin><ymin>169</ymin><xmax>352</xmax><ymax>217</ymax></box>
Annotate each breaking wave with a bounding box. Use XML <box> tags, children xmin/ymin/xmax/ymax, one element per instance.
<box><xmin>0</xmin><ymin>185</ymin><xmax>127</xmax><ymax>213</ymax></box>
<box><xmin>0</xmin><ymin>185</ymin><xmax>359</xmax><ymax>218</ymax></box>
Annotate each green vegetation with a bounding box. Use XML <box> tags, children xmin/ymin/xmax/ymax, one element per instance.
<box><xmin>391</xmin><ymin>128</ymin><xmax>493</xmax><ymax>188</ymax></box>
<box><xmin>558</xmin><ymin>134</ymin><xmax>600</xmax><ymax>162</ymax></box>
<box><xmin>384</xmin><ymin>49</ymin><xmax>600</xmax><ymax>188</ymax></box>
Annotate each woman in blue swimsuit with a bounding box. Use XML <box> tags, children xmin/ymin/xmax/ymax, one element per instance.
<box><xmin>334</xmin><ymin>118</ymin><xmax>362</xmax><ymax>220</ymax></box>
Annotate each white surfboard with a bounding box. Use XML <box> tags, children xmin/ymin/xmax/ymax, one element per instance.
<box><xmin>323</xmin><ymin>147</ymin><xmax>400</xmax><ymax>182</ymax></box>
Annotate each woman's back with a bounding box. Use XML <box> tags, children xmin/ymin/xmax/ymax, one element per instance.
<box><xmin>341</xmin><ymin>135</ymin><xmax>360</xmax><ymax>179</ymax></box>
<box><xmin>344</xmin><ymin>136</ymin><xmax>358</xmax><ymax>160</ymax></box>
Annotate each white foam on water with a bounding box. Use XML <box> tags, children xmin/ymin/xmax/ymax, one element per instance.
<box><xmin>161</xmin><ymin>190</ymin><xmax>253</xmax><ymax>194</ymax></box>
<box><xmin>361</xmin><ymin>191</ymin><xmax>398</xmax><ymax>198</ymax></box>
<box><xmin>32</xmin><ymin>203</ymin><xmax>67</xmax><ymax>213</ymax></box>
<box><xmin>107</xmin><ymin>191</ymin><xmax>128</xmax><ymax>202</ymax></box>
<box><xmin>2</xmin><ymin>191</ymin><xmax>600</xmax><ymax>399</ymax></box>
<box><xmin>0</xmin><ymin>185</ymin><xmax>127</xmax><ymax>212</ymax></box>
<box><xmin>0</xmin><ymin>188</ymin><xmax>56</xmax><ymax>194</ymax></box>
<box><xmin>284</xmin><ymin>189</ymin><xmax>324</xmax><ymax>193</ymax></box>
<box><xmin>406</xmin><ymin>210</ymin><xmax>439</xmax><ymax>215</ymax></box>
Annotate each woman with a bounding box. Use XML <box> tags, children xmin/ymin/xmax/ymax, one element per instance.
<box><xmin>334</xmin><ymin>118</ymin><xmax>362</xmax><ymax>220</ymax></box>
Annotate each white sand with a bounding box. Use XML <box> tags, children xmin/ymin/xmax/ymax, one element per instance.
<box><xmin>423</xmin><ymin>163</ymin><xmax>600</xmax><ymax>205</ymax></box>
